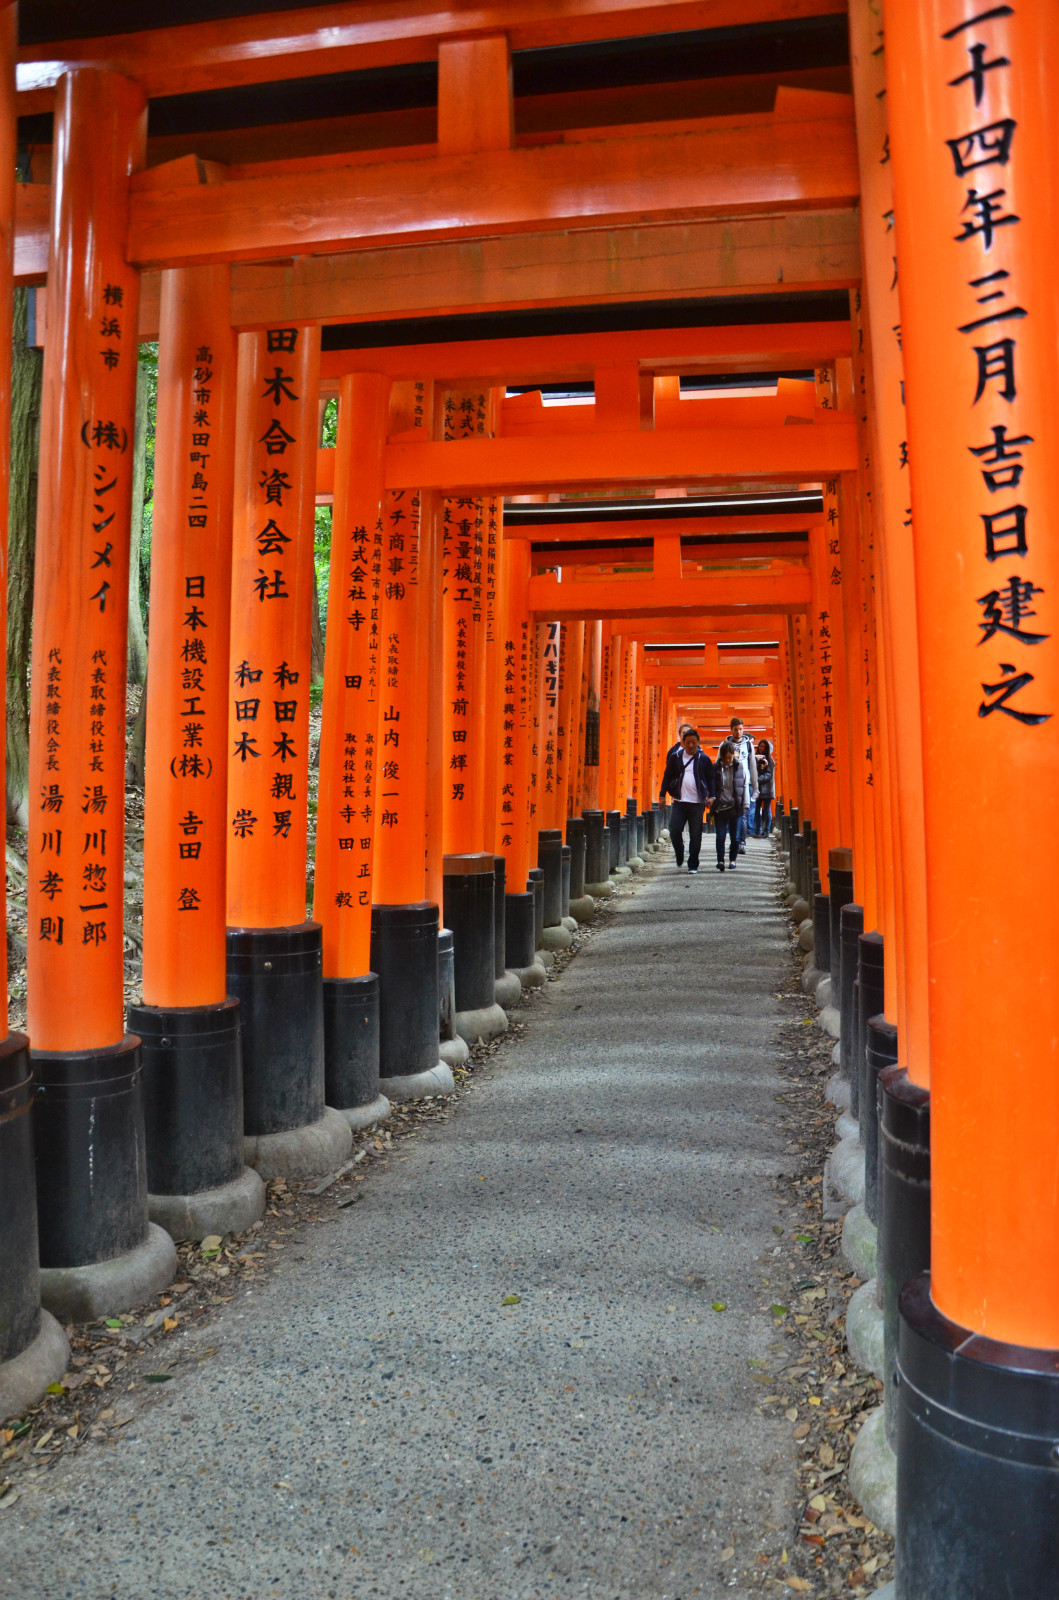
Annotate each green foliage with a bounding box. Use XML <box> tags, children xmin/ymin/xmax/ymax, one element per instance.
<box><xmin>314</xmin><ymin>398</ymin><xmax>338</xmax><ymax>628</ymax></box>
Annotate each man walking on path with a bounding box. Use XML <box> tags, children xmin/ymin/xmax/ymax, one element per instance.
<box><xmin>719</xmin><ymin>717</ymin><xmax>758</xmax><ymax>853</ymax></box>
<box><xmin>660</xmin><ymin>726</ymin><xmax>715</xmax><ymax>873</ymax></box>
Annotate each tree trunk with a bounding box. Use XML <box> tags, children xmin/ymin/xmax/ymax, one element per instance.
<box><xmin>126</xmin><ymin>666</ymin><xmax>148</xmax><ymax>788</ymax></box>
<box><xmin>6</xmin><ymin>288</ymin><xmax>42</xmax><ymax>828</ymax></box>
<box><xmin>127</xmin><ymin>353</ymin><xmax>149</xmax><ymax>684</ymax></box>
<box><xmin>311</xmin><ymin>567</ymin><xmax>325</xmax><ymax>683</ymax></box>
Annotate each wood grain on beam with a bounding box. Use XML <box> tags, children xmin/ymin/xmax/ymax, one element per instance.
<box><xmin>17</xmin><ymin>0</ymin><xmax>847</xmax><ymax>109</ymax></box>
<box><xmin>125</xmin><ymin>116</ymin><xmax>858</xmax><ymax>269</ymax></box>
<box><xmin>385</xmin><ymin>420</ymin><xmax>856</xmax><ymax>493</ymax></box>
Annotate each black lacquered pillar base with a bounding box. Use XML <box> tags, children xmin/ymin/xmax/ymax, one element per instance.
<box><xmin>130</xmin><ymin>996</ymin><xmax>265</xmax><ymax>1241</ymax></box>
<box><xmin>227</xmin><ymin>922</ymin><xmax>351</xmax><ymax>1176</ymax></box>
<box><xmin>863</xmin><ymin>1016</ymin><xmax>898</xmax><ymax>1223</ymax></box>
<box><xmin>839</xmin><ymin>903</ymin><xmax>864</xmax><ymax>1093</ymax></box>
<box><xmin>567</xmin><ymin>817</ymin><xmax>594</xmax><ymax>921</ymax></box>
<box><xmin>443</xmin><ymin>854</ymin><xmax>506</xmax><ymax>1042</ymax></box>
<box><xmin>370</xmin><ymin>903</ymin><xmax>452</xmax><ymax>1100</ymax></box>
<box><xmin>896</xmin><ymin>1272</ymin><xmax>1059</xmax><ymax>1599</ymax></box>
<box><xmin>879</xmin><ymin>1066</ymin><xmax>930</xmax><ymax>1449</ymax></box>
<box><xmin>856</xmin><ymin>932</ymin><xmax>886</xmax><ymax>1129</ymax></box>
<box><xmin>505</xmin><ymin>891</ymin><xmax>544</xmax><ymax>989</ymax></box>
<box><xmin>493</xmin><ymin>858</ymin><xmax>522</xmax><ymax>1008</ymax></box>
<box><xmin>537</xmin><ymin>830</ymin><xmax>563</xmax><ymax>927</ymax></box>
<box><xmin>0</xmin><ymin>1031</ymin><xmax>69</xmax><ymax>1417</ymax></box>
<box><xmin>828</xmin><ymin>849</ymin><xmax>855</xmax><ymax>985</ymax></box>
<box><xmin>527</xmin><ymin>867</ymin><xmax>545</xmax><ymax>951</ymax></box>
<box><xmin>323</xmin><ymin>973</ymin><xmax>388</xmax><ymax>1131</ymax></box>
<box><xmin>32</xmin><ymin>1034</ymin><xmax>177</xmax><ymax>1321</ymax></box>
<box><xmin>582</xmin><ymin>810</ymin><xmax>611</xmax><ymax>896</ymax></box>
<box><xmin>606</xmin><ymin>809</ymin><xmax>622</xmax><ymax>874</ymax></box>
<box><xmin>560</xmin><ymin>845</ymin><xmax>572</xmax><ymax>919</ymax></box>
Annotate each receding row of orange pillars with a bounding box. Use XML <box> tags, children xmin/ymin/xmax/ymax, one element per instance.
<box><xmin>0</xmin><ymin>52</ymin><xmax>674</xmax><ymax>1416</ymax></box>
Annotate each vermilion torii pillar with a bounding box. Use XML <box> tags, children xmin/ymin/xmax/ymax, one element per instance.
<box><xmin>225</xmin><ymin>323</ymin><xmax>352</xmax><ymax>1179</ymax></box>
<box><xmin>0</xmin><ymin>4</ymin><xmax>70</xmax><ymax>1416</ymax></box>
<box><xmin>313</xmin><ymin>370</ymin><xmax>393</xmax><ymax>1132</ymax></box>
<box><xmin>887</xmin><ymin>5</ymin><xmax>1059</xmax><ymax>1591</ymax></box>
<box><xmin>25</xmin><ymin>68</ymin><xmax>177</xmax><ymax>1324</ymax></box>
<box><xmin>371</xmin><ymin>382</ymin><xmax>454</xmax><ymax>1099</ymax></box>
<box><xmin>130</xmin><ymin>264</ymin><xmax>265</xmax><ymax>1243</ymax></box>
<box><xmin>499</xmin><ymin>537</ymin><xmax>546</xmax><ymax>989</ymax></box>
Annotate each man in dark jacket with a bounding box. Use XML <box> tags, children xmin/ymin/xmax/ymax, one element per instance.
<box><xmin>659</xmin><ymin>726</ymin><xmax>715</xmax><ymax>873</ymax></box>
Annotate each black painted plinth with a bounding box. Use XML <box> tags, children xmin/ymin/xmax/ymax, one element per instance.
<box><xmin>813</xmin><ymin>892</ymin><xmax>831</xmax><ymax>976</ymax></box>
<box><xmin>537</xmin><ymin>830</ymin><xmax>563</xmax><ymax>927</ymax></box>
<box><xmin>856</xmin><ymin>932</ymin><xmax>885</xmax><ymax>1131</ymax></box>
<box><xmin>323</xmin><ymin>974</ymin><xmax>379</xmax><ymax>1110</ymax></box>
<box><xmin>226</xmin><ymin>922</ymin><xmax>325</xmax><ymax>1136</ymax></box>
<box><xmin>896</xmin><ymin>1272</ymin><xmax>1058</xmax><ymax>1598</ymax></box>
<box><xmin>438</xmin><ymin>928</ymin><xmax>455</xmax><ymax>1040</ymax></box>
<box><xmin>130</xmin><ymin>997</ymin><xmax>243</xmax><ymax>1197</ymax></box>
<box><xmin>443</xmin><ymin>854</ymin><xmax>496</xmax><ymax>1012</ymax></box>
<box><xmin>505</xmin><ymin>891</ymin><xmax>536</xmax><ymax>969</ymax></box>
<box><xmin>566</xmin><ymin>818</ymin><xmax>587</xmax><ymax>897</ymax></box>
<box><xmin>582</xmin><ymin>809</ymin><xmax>607</xmax><ymax>884</ymax></box>
<box><xmin>561</xmin><ymin>845</ymin><xmax>571</xmax><ymax>917</ymax></box>
<box><xmin>880</xmin><ymin>1066</ymin><xmax>930</xmax><ymax>1450</ymax></box>
<box><xmin>492</xmin><ymin>858</ymin><xmax>508</xmax><ymax>978</ymax></box>
<box><xmin>829</xmin><ymin>853</ymin><xmax>855</xmax><ymax>984</ymax></box>
<box><xmin>0</xmin><ymin>1033</ymin><xmax>40</xmax><ymax>1363</ymax></box>
<box><xmin>527</xmin><ymin>867</ymin><xmax>545</xmax><ymax>950</ymax></box>
<box><xmin>32</xmin><ymin>1034</ymin><xmax>148</xmax><ymax>1270</ymax></box>
<box><xmin>637</xmin><ymin>814</ymin><xmax>647</xmax><ymax>856</ymax></box>
<box><xmin>604</xmin><ymin>811</ymin><xmax>620</xmax><ymax>873</ymax></box>
<box><xmin>618</xmin><ymin>815</ymin><xmax>629</xmax><ymax>867</ymax></box>
<box><xmin>370</xmin><ymin>903</ymin><xmax>440</xmax><ymax>1081</ymax></box>
<box><xmin>838</xmin><ymin>903</ymin><xmax>864</xmax><ymax>1087</ymax></box>
<box><xmin>863</xmin><ymin>1015</ymin><xmax>898</xmax><ymax>1223</ymax></box>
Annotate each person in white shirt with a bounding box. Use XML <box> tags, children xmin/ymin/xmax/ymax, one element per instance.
<box><xmin>659</xmin><ymin>727</ymin><xmax>716</xmax><ymax>873</ymax></box>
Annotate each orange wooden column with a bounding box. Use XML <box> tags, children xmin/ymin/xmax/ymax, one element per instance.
<box><xmin>849</xmin><ymin>0</ymin><xmax>931</xmax><ymax>1089</ymax></box>
<box><xmin>371</xmin><ymin>380</ymin><xmax>450</xmax><ymax>1091</ymax></box>
<box><xmin>597</xmin><ymin>624</ymin><xmax>615</xmax><ymax>813</ymax></box>
<box><xmin>889</xmin><ymin>2</ymin><xmax>1059</xmax><ymax>1348</ymax></box>
<box><xmin>807</xmin><ymin>522</ymin><xmax>850</xmax><ymax>867</ymax></box>
<box><xmin>556</xmin><ymin>619</ymin><xmax>584</xmax><ymax>823</ymax></box>
<box><xmin>538</xmin><ymin>621</ymin><xmax>561</xmax><ymax>827</ymax></box>
<box><xmin>131</xmin><ymin>264</ymin><xmax>264</xmax><ymax>1235</ymax></box>
<box><xmin>0</xmin><ymin>0</ymin><xmax>69</xmax><ymax>1398</ymax></box>
<box><xmin>480</xmin><ymin>493</ymin><xmax>504</xmax><ymax>855</ymax></box>
<box><xmin>834</xmin><ymin>473</ymin><xmax>877</xmax><ymax>926</ymax></box>
<box><xmin>581</xmin><ymin>619</ymin><xmax>603</xmax><ymax>809</ymax></box>
<box><xmin>25</xmin><ymin>68</ymin><xmax>179</xmax><ymax>1306</ymax></box>
<box><xmin>224</xmin><ymin>323</ymin><xmax>350</xmax><ymax>1170</ymax></box>
<box><xmin>884</xmin><ymin>1</ymin><xmax>1059</xmax><ymax>1576</ymax></box>
<box><xmin>313</xmin><ymin>371</ymin><xmax>392</xmax><ymax>1123</ymax></box>
<box><xmin>498</xmin><ymin>537</ymin><xmax>543</xmax><ymax>980</ymax></box>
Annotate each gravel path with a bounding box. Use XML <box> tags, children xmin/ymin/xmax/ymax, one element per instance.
<box><xmin>4</xmin><ymin>839</ymin><xmax>801</xmax><ymax>1600</ymax></box>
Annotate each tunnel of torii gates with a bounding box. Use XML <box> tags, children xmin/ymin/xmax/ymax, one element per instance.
<box><xmin>0</xmin><ymin>0</ymin><xmax>1056</xmax><ymax>1592</ymax></box>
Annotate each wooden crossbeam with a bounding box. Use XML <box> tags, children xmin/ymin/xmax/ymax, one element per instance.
<box><xmin>385</xmin><ymin>420</ymin><xmax>855</xmax><ymax>493</ymax></box>
<box><xmin>527</xmin><ymin>569</ymin><xmax>809</xmax><ymax>618</ymax></box>
<box><xmin>121</xmin><ymin>116</ymin><xmax>857</xmax><ymax>270</ymax></box>
<box><xmin>16</xmin><ymin>0</ymin><xmax>848</xmax><ymax>111</ymax></box>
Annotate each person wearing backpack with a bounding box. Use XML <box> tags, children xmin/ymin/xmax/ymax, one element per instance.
<box><xmin>753</xmin><ymin>739</ymin><xmax>775</xmax><ymax>837</ymax></box>
<box><xmin>659</xmin><ymin>726</ymin><xmax>715</xmax><ymax>873</ymax></box>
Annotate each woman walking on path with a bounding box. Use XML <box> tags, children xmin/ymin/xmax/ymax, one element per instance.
<box><xmin>712</xmin><ymin>740</ymin><xmax>749</xmax><ymax>871</ymax></box>
<box><xmin>752</xmin><ymin>739</ymin><xmax>774</xmax><ymax>837</ymax></box>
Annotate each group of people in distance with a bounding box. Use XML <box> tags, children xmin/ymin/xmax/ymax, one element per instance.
<box><xmin>659</xmin><ymin>717</ymin><xmax>774</xmax><ymax>874</ymax></box>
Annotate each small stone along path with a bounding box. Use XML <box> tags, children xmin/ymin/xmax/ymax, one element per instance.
<box><xmin>2</xmin><ymin>839</ymin><xmax>891</xmax><ymax>1599</ymax></box>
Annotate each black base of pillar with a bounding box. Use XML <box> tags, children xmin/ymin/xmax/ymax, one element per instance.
<box><xmin>492</xmin><ymin>858</ymin><xmax>508</xmax><ymax>979</ymax></box>
<box><xmin>582</xmin><ymin>810</ymin><xmax>606</xmax><ymax>885</ymax></box>
<box><xmin>505</xmin><ymin>891</ymin><xmax>536</xmax><ymax>969</ymax></box>
<box><xmin>636</xmin><ymin>814</ymin><xmax>646</xmax><ymax>856</ymax></box>
<box><xmin>857</xmin><ymin>931</ymin><xmax>886</xmax><ymax>1131</ymax></box>
<box><xmin>863</xmin><ymin>1015</ymin><xmax>898</xmax><ymax>1223</ymax></box>
<box><xmin>527</xmin><ymin>867</ymin><xmax>545</xmax><ymax>950</ymax></box>
<box><xmin>606</xmin><ymin>810</ymin><xmax>621</xmax><ymax>873</ymax></box>
<box><xmin>370</xmin><ymin>903</ymin><xmax>440</xmax><ymax>1080</ymax></box>
<box><xmin>880</xmin><ymin>1066</ymin><xmax>930</xmax><ymax>1450</ymax></box>
<box><xmin>226</xmin><ymin>922</ymin><xmax>325</xmax><ymax>1136</ymax></box>
<box><xmin>32</xmin><ymin>1034</ymin><xmax>148</xmax><ymax>1269</ymax></box>
<box><xmin>537</xmin><ymin>830</ymin><xmax>563</xmax><ymax>928</ymax></box>
<box><xmin>560</xmin><ymin>845</ymin><xmax>572</xmax><ymax>917</ymax></box>
<box><xmin>443</xmin><ymin>855</ymin><xmax>497</xmax><ymax>1011</ymax></box>
<box><xmin>896</xmin><ymin>1272</ymin><xmax>1059</xmax><ymax>1599</ymax></box>
<box><xmin>438</xmin><ymin>928</ymin><xmax>455</xmax><ymax>1041</ymax></box>
<box><xmin>323</xmin><ymin>974</ymin><xmax>380</xmax><ymax>1111</ymax></box>
<box><xmin>566</xmin><ymin>818</ymin><xmax>587</xmax><ymax>898</ymax></box>
<box><xmin>131</xmin><ymin>997</ymin><xmax>243</xmax><ymax>1196</ymax></box>
<box><xmin>839</xmin><ymin>903</ymin><xmax>864</xmax><ymax>1085</ymax></box>
<box><xmin>813</xmin><ymin>892</ymin><xmax>831</xmax><ymax>976</ymax></box>
<box><xmin>828</xmin><ymin>851</ymin><xmax>854</xmax><ymax>983</ymax></box>
<box><xmin>0</xmin><ymin>1033</ymin><xmax>40</xmax><ymax>1364</ymax></box>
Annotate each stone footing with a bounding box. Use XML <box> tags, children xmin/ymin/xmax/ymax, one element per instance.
<box><xmin>40</xmin><ymin>1223</ymin><xmax>177</xmax><ymax>1324</ymax></box>
<box><xmin>244</xmin><ymin>1107</ymin><xmax>352</xmax><ymax>1182</ymax></box>
<box><xmin>568</xmin><ymin>896</ymin><xmax>596</xmax><ymax>923</ymax></box>
<box><xmin>826</xmin><ymin>1073</ymin><xmax>851</xmax><ymax>1110</ymax></box>
<box><xmin>379</xmin><ymin>1062</ymin><xmax>456</xmax><ymax>1102</ymax></box>
<box><xmin>439</xmin><ymin>1036</ymin><xmax>470</xmax><ymax>1070</ymax></box>
<box><xmin>846</xmin><ymin>1279</ymin><xmax>885</xmax><ymax>1380</ymax></box>
<box><xmin>149</xmin><ymin>1166</ymin><xmax>266</xmax><ymax>1243</ymax></box>
<box><xmin>511</xmin><ymin>961</ymin><xmax>547</xmax><ymax>990</ymax></box>
<box><xmin>541</xmin><ymin>924</ymin><xmax>573</xmax><ymax>952</ymax></box>
<box><xmin>560</xmin><ymin>916</ymin><xmax>578</xmax><ymax>932</ymax></box>
<box><xmin>824</xmin><ymin>1135</ymin><xmax>864</xmax><ymax>1217</ymax></box>
<box><xmin>0</xmin><ymin>1313</ymin><xmax>70</xmax><ymax>1424</ymax></box>
<box><xmin>454</xmin><ymin>1002</ymin><xmax>508</xmax><ymax>1045</ymax></box>
<box><xmin>494</xmin><ymin>971</ymin><xmax>523</xmax><ymax>1009</ymax></box>
<box><xmin>848</xmin><ymin>1405</ymin><xmax>896</xmax><ymax>1536</ymax></box>
<box><xmin>585</xmin><ymin>880</ymin><xmax>614</xmax><ymax>898</ymax></box>
<box><xmin>816</xmin><ymin>976</ymin><xmax>832</xmax><ymax>1009</ymax></box>
<box><xmin>339</xmin><ymin>1094</ymin><xmax>391</xmax><ymax>1132</ymax></box>
<box><xmin>837</xmin><ymin>1110</ymin><xmax>859</xmax><ymax>1142</ymax></box>
<box><xmin>841</xmin><ymin>1203</ymin><xmax>878</xmax><ymax>1279</ymax></box>
<box><xmin>820</xmin><ymin>1006</ymin><xmax>842</xmax><ymax>1039</ymax></box>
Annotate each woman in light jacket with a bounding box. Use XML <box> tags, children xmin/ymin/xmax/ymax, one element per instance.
<box><xmin>713</xmin><ymin>740</ymin><xmax>750</xmax><ymax>871</ymax></box>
